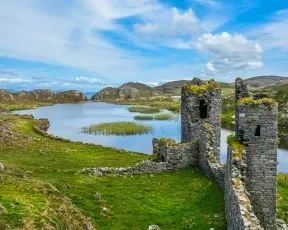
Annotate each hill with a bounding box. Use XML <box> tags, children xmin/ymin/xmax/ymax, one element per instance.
<box><xmin>246</xmin><ymin>76</ymin><xmax>288</xmax><ymax>88</ymax></box>
<box><xmin>0</xmin><ymin>89</ymin><xmax>88</xmax><ymax>111</ymax></box>
<box><xmin>91</xmin><ymin>82</ymin><xmax>158</xmax><ymax>101</ymax></box>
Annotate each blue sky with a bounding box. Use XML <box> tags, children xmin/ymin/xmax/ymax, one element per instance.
<box><xmin>0</xmin><ymin>0</ymin><xmax>287</xmax><ymax>92</ymax></box>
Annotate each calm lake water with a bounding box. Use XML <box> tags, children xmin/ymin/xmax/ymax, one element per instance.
<box><xmin>14</xmin><ymin>102</ymin><xmax>288</xmax><ymax>173</ymax></box>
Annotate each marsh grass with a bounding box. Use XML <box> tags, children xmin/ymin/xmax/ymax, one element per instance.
<box><xmin>134</xmin><ymin>113</ymin><xmax>176</xmax><ymax>121</ymax></box>
<box><xmin>154</xmin><ymin>113</ymin><xmax>174</xmax><ymax>121</ymax></box>
<box><xmin>81</xmin><ymin>121</ymin><xmax>153</xmax><ymax>136</ymax></box>
<box><xmin>134</xmin><ymin>115</ymin><xmax>154</xmax><ymax>120</ymax></box>
<box><xmin>128</xmin><ymin>106</ymin><xmax>160</xmax><ymax>114</ymax></box>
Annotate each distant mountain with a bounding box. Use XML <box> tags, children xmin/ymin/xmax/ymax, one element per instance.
<box><xmin>91</xmin><ymin>82</ymin><xmax>158</xmax><ymax>101</ymax></box>
<box><xmin>154</xmin><ymin>80</ymin><xmax>189</xmax><ymax>96</ymax></box>
<box><xmin>0</xmin><ymin>89</ymin><xmax>88</xmax><ymax>105</ymax></box>
<box><xmin>246</xmin><ymin>76</ymin><xmax>288</xmax><ymax>88</ymax></box>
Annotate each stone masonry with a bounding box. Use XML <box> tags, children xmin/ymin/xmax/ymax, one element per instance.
<box><xmin>235</xmin><ymin>89</ymin><xmax>278</xmax><ymax>229</ymax></box>
<box><xmin>181</xmin><ymin>78</ymin><xmax>222</xmax><ymax>159</ymax></box>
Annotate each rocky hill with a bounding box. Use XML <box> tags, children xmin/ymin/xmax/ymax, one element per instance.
<box><xmin>0</xmin><ymin>89</ymin><xmax>88</xmax><ymax>111</ymax></box>
<box><xmin>56</xmin><ymin>90</ymin><xmax>88</xmax><ymax>102</ymax></box>
<box><xmin>10</xmin><ymin>89</ymin><xmax>88</xmax><ymax>103</ymax></box>
<box><xmin>246</xmin><ymin>76</ymin><xmax>288</xmax><ymax>88</ymax></box>
<box><xmin>91</xmin><ymin>82</ymin><xmax>158</xmax><ymax>101</ymax></box>
<box><xmin>154</xmin><ymin>80</ymin><xmax>189</xmax><ymax>96</ymax></box>
<box><xmin>91</xmin><ymin>87</ymin><xmax>118</xmax><ymax>101</ymax></box>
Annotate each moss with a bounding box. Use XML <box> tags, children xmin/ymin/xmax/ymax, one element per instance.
<box><xmin>233</xmin><ymin>176</ymin><xmax>241</xmax><ymax>189</ymax></box>
<box><xmin>237</xmin><ymin>97</ymin><xmax>276</xmax><ymax>109</ymax></box>
<box><xmin>183</xmin><ymin>79</ymin><xmax>220</xmax><ymax>95</ymax></box>
<box><xmin>227</xmin><ymin>135</ymin><xmax>245</xmax><ymax>159</ymax></box>
<box><xmin>159</xmin><ymin>138</ymin><xmax>177</xmax><ymax>147</ymax></box>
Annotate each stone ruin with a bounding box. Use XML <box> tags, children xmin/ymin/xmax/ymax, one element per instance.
<box><xmin>83</xmin><ymin>77</ymin><xmax>287</xmax><ymax>230</ymax></box>
<box><xmin>152</xmin><ymin>78</ymin><xmax>287</xmax><ymax>230</ymax></box>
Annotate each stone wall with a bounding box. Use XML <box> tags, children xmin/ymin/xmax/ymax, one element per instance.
<box><xmin>181</xmin><ymin>78</ymin><xmax>221</xmax><ymax>159</ymax></box>
<box><xmin>198</xmin><ymin>123</ymin><xmax>225</xmax><ymax>190</ymax></box>
<box><xmin>81</xmin><ymin>160</ymin><xmax>174</xmax><ymax>176</ymax></box>
<box><xmin>225</xmin><ymin>145</ymin><xmax>262</xmax><ymax>230</ymax></box>
<box><xmin>153</xmin><ymin>138</ymin><xmax>198</xmax><ymax>169</ymax></box>
<box><xmin>236</xmin><ymin>102</ymin><xmax>278</xmax><ymax>229</ymax></box>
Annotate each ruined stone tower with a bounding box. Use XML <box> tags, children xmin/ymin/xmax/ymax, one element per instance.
<box><xmin>235</xmin><ymin>78</ymin><xmax>278</xmax><ymax>230</ymax></box>
<box><xmin>181</xmin><ymin>78</ymin><xmax>222</xmax><ymax>154</ymax></box>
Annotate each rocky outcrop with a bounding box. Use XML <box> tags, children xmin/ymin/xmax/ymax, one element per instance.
<box><xmin>0</xmin><ymin>89</ymin><xmax>15</xmax><ymax>102</ymax></box>
<box><xmin>33</xmin><ymin>89</ymin><xmax>57</xmax><ymax>102</ymax></box>
<box><xmin>90</xmin><ymin>87</ymin><xmax>118</xmax><ymax>101</ymax></box>
<box><xmin>56</xmin><ymin>90</ymin><xmax>88</xmax><ymax>102</ymax></box>
<box><xmin>91</xmin><ymin>82</ymin><xmax>157</xmax><ymax>101</ymax></box>
<box><xmin>5</xmin><ymin>89</ymin><xmax>88</xmax><ymax>104</ymax></box>
<box><xmin>118</xmin><ymin>82</ymin><xmax>156</xmax><ymax>100</ymax></box>
<box><xmin>14</xmin><ymin>90</ymin><xmax>37</xmax><ymax>101</ymax></box>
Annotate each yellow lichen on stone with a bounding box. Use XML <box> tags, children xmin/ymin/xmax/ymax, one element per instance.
<box><xmin>227</xmin><ymin>135</ymin><xmax>245</xmax><ymax>159</ymax></box>
<box><xmin>237</xmin><ymin>97</ymin><xmax>276</xmax><ymax>108</ymax></box>
<box><xmin>183</xmin><ymin>79</ymin><xmax>220</xmax><ymax>95</ymax></box>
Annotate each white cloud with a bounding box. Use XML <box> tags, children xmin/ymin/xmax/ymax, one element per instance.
<box><xmin>137</xmin><ymin>81</ymin><xmax>159</xmax><ymax>86</ymax></box>
<box><xmin>160</xmin><ymin>79</ymin><xmax>177</xmax><ymax>83</ymax></box>
<box><xmin>76</xmin><ymin>76</ymin><xmax>104</xmax><ymax>84</ymax></box>
<box><xmin>248</xmin><ymin>8</ymin><xmax>288</xmax><ymax>49</ymax></box>
<box><xmin>0</xmin><ymin>78</ymin><xmax>32</xmax><ymax>83</ymax></box>
<box><xmin>0</xmin><ymin>0</ymin><xmax>162</xmax><ymax>80</ymax></box>
<box><xmin>193</xmin><ymin>0</ymin><xmax>220</xmax><ymax>8</ymax></box>
<box><xmin>134</xmin><ymin>7</ymin><xmax>200</xmax><ymax>38</ymax></box>
<box><xmin>195</xmin><ymin>32</ymin><xmax>263</xmax><ymax>76</ymax></box>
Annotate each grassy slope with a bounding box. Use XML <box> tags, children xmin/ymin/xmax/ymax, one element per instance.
<box><xmin>0</xmin><ymin>115</ymin><xmax>227</xmax><ymax>230</ymax></box>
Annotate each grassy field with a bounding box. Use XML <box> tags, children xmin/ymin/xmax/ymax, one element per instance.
<box><xmin>81</xmin><ymin>121</ymin><xmax>153</xmax><ymax>136</ymax></box>
<box><xmin>0</xmin><ymin>115</ymin><xmax>228</xmax><ymax>229</ymax></box>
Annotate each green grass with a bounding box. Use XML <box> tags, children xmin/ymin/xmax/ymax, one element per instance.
<box><xmin>154</xmin><ymin>113</ymin><xmax>174</xmax><ymax>121</ymax></box>
<box><xmin>128</xmin><ymin>106</ymin><xmax>161</xmax><ymax>114</ymax></box>
<box><xmin>134</xmin><ymin>113</ymin><xmax>175</xmax><ymax>121</ymax></box>
<box><xmin>278</xmin><ymin>173</ymin><xmax>288</xmax><ymax>223</ymax></box>
<box><xmin>134</xmin><ymin>115</ymin><xmax>154</xmax><ymax>120</ymax></box>
<box><xmin>81</xmin><ymin>121</ymin><xmax>153</xmax><ymax>136</ymax></box>
<box><xmin>0</xmin><ymin>114</ymin><xmax>228</xmax><ymax>229</ymax></box>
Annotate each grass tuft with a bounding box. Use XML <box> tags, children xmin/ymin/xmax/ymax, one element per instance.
<box><xmin>134</xmin><ymin>115</ymin><xmax>154</xmax><ymax>120</ymax></box>
<box><xmin>128</xmin><ymin>106</ymin><xmax>161</xmax><ymax>114</ymax></box>
<box><xmin>81</xmin><ymin>121</ymin><xmax>153</xmax><ymax>136</ymax></box>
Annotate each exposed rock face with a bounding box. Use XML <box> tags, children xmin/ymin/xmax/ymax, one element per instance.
<box><xmin>56</xmin><ymin>90</ymin><xmax>88</xmax><ymax>102</ymax></box>
<box><xmin>90</xmin><ymin>87</ymin><xmax>118</xmax><ymax>101</ymax></box>
<box><xmin>14</xmin><ymin>90</ymin><xmax>36</xmax><ymax>101</ymax></box>
<box><xmin>0</xmin><ymin>89</ymin><xmax>15</xmax><ymax>102</ymax></box>
<box><xmin>91</xmin><ymin>82</ymin><xmax>157</xmax><ymax>101</ymax></box>
<box><xmin>247</xmin><ymin>76</ymin><xmax>288</xmax><ymax>88</ymax></box>
<box><xmin>4</xmin><ymin>89</ymin><xmax>88</xmax><ymax>104</ymax></box>
<box><xmin>118</xmin><ymin>85</ymin><xmax>140</xmax><ymax>99</ymax></box>
<box><xmin>118</xmin><ymin>82</ymin><xmax>155</xmax><ymax>100</ymax></box>
<box><xmin>33</xmin><ymin>89</ymin><xmax>57</xmax><ymax>102</ymax></box>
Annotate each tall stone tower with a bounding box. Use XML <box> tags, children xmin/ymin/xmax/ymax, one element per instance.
<box><xmin>235</xmin><ymin>78</ymin><xmax>278</xmax><ymax>229</ymax></box>
<box><xmin>181</xmin><ymin>78</ymin><xmax>221</xmax><ymax>155</ymax></box>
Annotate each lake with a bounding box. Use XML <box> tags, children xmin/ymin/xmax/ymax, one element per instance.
<box><xmin>13</xmin><ymin>102</ymin><xmax>288</xmax><ymax>173</ymax></box>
